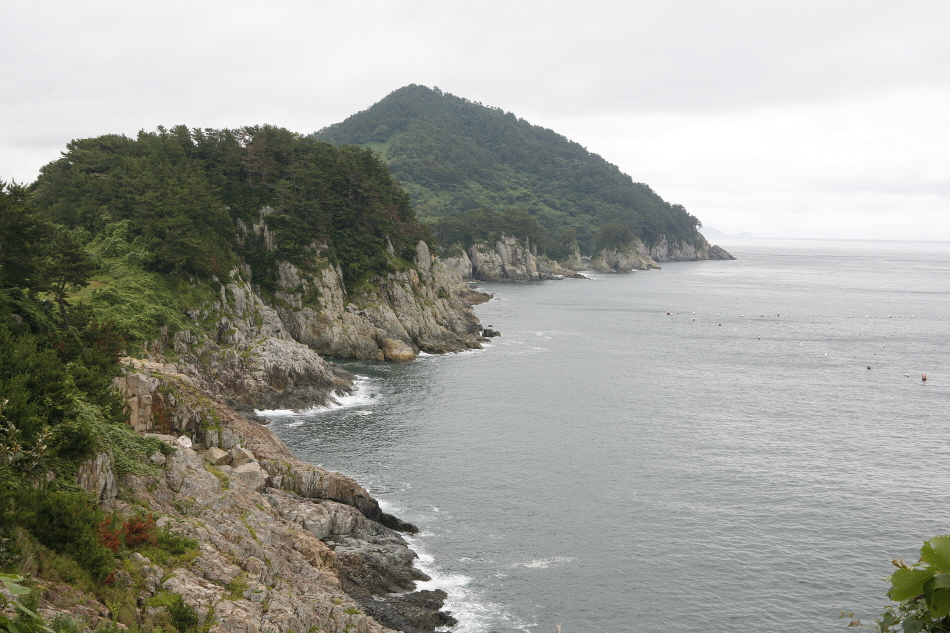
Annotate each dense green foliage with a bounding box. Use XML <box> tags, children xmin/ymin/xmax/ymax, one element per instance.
<box><xmin>31</xmin><ymin>125</ymin><xmax>431</xmax><ymax>289</ymax></box>
<box><xmin>0</xmin><ymin>183</ymin><xmax>191</xmax><ymax>596</ymax></box>
<box><xmin>314</xmin><ymin>84</ymin><xmax>704</xmax><ymax>255</ymax></box>
<box><xmin>0</xmin><ymin>123</ymin><xmax>435</xmax><ymax>627</ymax></box>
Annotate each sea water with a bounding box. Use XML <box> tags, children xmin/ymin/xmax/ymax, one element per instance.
<box><xmin>267</xmin><ymin>238</ymin><xmax>950</xmax><ymax>633</ymax></box>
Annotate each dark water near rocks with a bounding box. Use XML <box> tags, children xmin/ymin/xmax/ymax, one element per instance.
<box><xmin>268</xmin><ymin>238</ymin><xmax>950</xmax><ymax>633</ymax></box>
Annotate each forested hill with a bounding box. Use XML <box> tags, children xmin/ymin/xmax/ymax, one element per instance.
<box><xmin>32</xmin><ymin>126</ymin><xmax>430</xmax><ymax>289</ymax></box>
<box><xmin>313</xmin><ymin>84</ymin><xmax>705</xmax><ymax>258</ymax></box>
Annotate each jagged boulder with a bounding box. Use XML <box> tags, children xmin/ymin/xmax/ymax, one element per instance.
<box><xmin>231</xmin><ymin>462</ymin><xmax>268</xmax><ymax>493</ymax></box>
<box><xmin>203</xmin><ymin>447</ymin><xmax>231</xmax><ymax>466</ymax></box>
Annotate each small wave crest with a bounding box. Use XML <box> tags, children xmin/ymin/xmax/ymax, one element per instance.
<box><xmin>405</xmin><ymin>535</ymin><xmax>533</xmax><ymax>633</ymax></box>
<box><xmin>517</xmin><ymin>556</ymin><xmax>576</xmax><ymax>569</ymax></box>
<box><xmin>255</xmin><ymin>375</ymin><xmax>377</xmax><ymax>418</ymax></box>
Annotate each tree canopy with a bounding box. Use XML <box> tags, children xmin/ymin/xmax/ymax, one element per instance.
<box><xmin>31</xmin><ymin>125</ymin><xmax>431</xmax><ymax>289</ymax></box>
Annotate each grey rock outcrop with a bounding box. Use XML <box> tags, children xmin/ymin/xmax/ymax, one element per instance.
<box><xmin>88</xmin><ymin>362</ymin><xmax>454</xmax><ymax>633</ymax></box>
<box><xmin>634</xmin><ymin>235</ymin><xmax>735</xmax><ymax>262</ymax></box>
<box><xmin>590</xmin><ymin>247</ymin><xmax>660</xmax><ymax>272</ymax></box>
<box><xmin>267</xmin><ymin>240</ymin><xmax>483</xmax><ymax>362</ymax></box>
<box><xmin>136</xmin><ymin>218</ymin><xmax>487</xmax><ymax>410</ymax></box>
<box><xmin>77</xmin><ymin>451</ymin><xmax>118</xmax><ymax>501</ymax></box>
<box><xmin>443</xmin><ymin>235</ymin><xmax>571</xmax><ymax>281</ymax></box>
<box><xmin>584</xmin><ymin>236</ymin><xmax>735</xmax><ymax>272</ymax></box>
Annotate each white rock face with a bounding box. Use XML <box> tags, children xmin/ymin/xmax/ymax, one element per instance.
<box><xmin>444</xmin><ymin>235</ymin><xmax>565</xmax><ymax>281</ymax></box>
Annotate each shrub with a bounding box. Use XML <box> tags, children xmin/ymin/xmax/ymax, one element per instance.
<box><xmin>12</xmin><ymin>488</ymin><xmax>113</xmax><ymax>579</ymax></box>
<box><xmin>122</xmin><ymin>513</ymin><xmax>157</xmax><ymax>549</ymax></box>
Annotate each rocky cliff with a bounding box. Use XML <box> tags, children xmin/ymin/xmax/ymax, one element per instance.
<box><xmin>59</xmin><ymin>360</ymin><xmax>453</xmax><ymax>633</ymax></box>
<box><xmin>159</xmin><ymin>225</ymin><xmax>485</xmax><ymax>411</ymax></box>
<box><xmin>440</xmin><ymin>233</ymin><xmax>733</xmax><ymax>278</ymax></box>
<box><xmin>588</xmin><ymin>236</ymin><xmax>733</xmax><ymax>272</ymax></box>
<box><xmin>634</xmin><ymin>235</ymin><xmax>734</xmax><ymax>263</ymax></box>
<box><xmin>442</xmin><ymin>235</ymin><xmax>572</xmax><ymax>281</ymax></box>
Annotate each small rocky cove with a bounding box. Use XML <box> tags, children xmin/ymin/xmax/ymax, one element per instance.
<box><xmin>39</xmin><ymin>239</ymin><xmax>490</xmax><ymax>632</ymax></box>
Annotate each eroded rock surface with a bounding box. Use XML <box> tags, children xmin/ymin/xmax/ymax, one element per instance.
<box><xmin>98</xmin><ymin>364</ymin><xmax>451</xmax><ymax>632</ymax></box>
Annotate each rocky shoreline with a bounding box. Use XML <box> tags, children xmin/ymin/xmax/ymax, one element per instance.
<box><xmin>75</xmin><ymin>359</ymin><xmax>454</xmax><ymax>633</ymax></box>
<box><xmin>56</xmin><ymin>234</ymin><xmax>733</xmax><ymax>632</ymax></box>
<box><xmin>442</xmin><ymin>234</ymin><xmax>733</xmax><ymax>281</ymax></box>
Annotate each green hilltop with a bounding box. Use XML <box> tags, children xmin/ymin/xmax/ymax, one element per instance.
<box><xmin>313</xmin><ymin>84</ymin><xmax>705</xmax><ymax>258</ymax></box>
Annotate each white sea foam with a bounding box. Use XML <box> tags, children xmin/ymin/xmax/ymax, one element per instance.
<box><xmin>518</xmin><ymin>556</ymin><xmax>576</xmax><ymax>569</ymax></box>
<box><xmin>405</xmin><ymin>534</ymin><xmax>534</xmax><ymax>633</ymax></box>
<box><xmin>255</xmin><ymin>375</ymin><xmax>376</xmax><ymax>418</ymax></box>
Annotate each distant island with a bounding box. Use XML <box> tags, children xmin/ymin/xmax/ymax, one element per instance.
<box><xmin>701</xmin><ymin>227</ymin><xmax>755</xmax><ymax>238</ymax></box>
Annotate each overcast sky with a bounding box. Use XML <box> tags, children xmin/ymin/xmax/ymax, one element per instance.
<box><xmin>3</xmin><ymin>0</ymin><xmax>949</xmax><ymax>240</ymax></box>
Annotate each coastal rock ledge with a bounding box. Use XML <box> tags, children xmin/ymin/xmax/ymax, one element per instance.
<box><xmin>70</xmin><ymin>361</ymin><xmax>454</xmax><ymax>633</ymax></box>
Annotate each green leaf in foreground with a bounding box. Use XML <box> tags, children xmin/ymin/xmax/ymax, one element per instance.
<box><xmin>890</xmin><ymin>568</ymin><xmax>936</xmax><ymax>602</ymax></box>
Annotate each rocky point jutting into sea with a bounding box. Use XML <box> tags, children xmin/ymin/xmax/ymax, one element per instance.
<box><xmin>56</xmin><ymin>239</ymin><xmax>493</xmax><ymax>633</ymax></box>
<box><xmin>442</xmin><ymin>234</ymin><xmax>734</xmax><ymax>282</ymax></box>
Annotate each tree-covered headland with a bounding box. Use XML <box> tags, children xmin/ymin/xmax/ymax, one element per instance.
<box><xmin>314</xmin><ymin>84</ymin><xmax>706</xmax><ymax>258</ymax></box>
<box><xmin>0</xmin><ymin>124</ymin><xmax>441</xmax><ymax>629</ymax></box>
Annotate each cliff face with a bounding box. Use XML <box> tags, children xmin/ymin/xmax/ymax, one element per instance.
<box><xmin>589</xmin><ymin>247</ymin><xmax>660</xmax><ymax>272</ymax></box>
<box><xmin>70</xmin><ymin>361</ymin><xmax>454</xmax><ymax>633</ymax></box>
<box><xmin>634</xmin><ymin>235</ymin><xmax>735</xmax><ymax>262</ymax></box>
<box><xmin>270</xmin><ymin>241</ymin><xmax>483</xmax><ymax>360</ymax></box>
<box><xmin>160</xmin><ymin>233</ymin><xmax>484</xmax><ymax>411</ymax></box>
<box><xmin>440</xmin><ymin>234</ymin><xmax>733</xmax><ymax>278</ymax></box>
<box><xmin>587</xmin><ymin>237</ymin><xmax>734</xmax><ymax>272</ymax></box>
<box><xmin>442</xmin><ymin>235</ymin><xmax>568</xmax><ymax>281</ymax></box>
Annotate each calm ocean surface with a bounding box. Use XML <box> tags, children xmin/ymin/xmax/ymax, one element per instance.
<box><xmin>268</xmin><ymin>238</ymin><xmax>950</xmax><ymax>633</ymax></box>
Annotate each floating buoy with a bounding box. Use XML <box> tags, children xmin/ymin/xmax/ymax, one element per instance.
<box><xmin>922</xmin><ymin>373</ymin><xmax>928</xmax><ymax>381</ymax></box>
